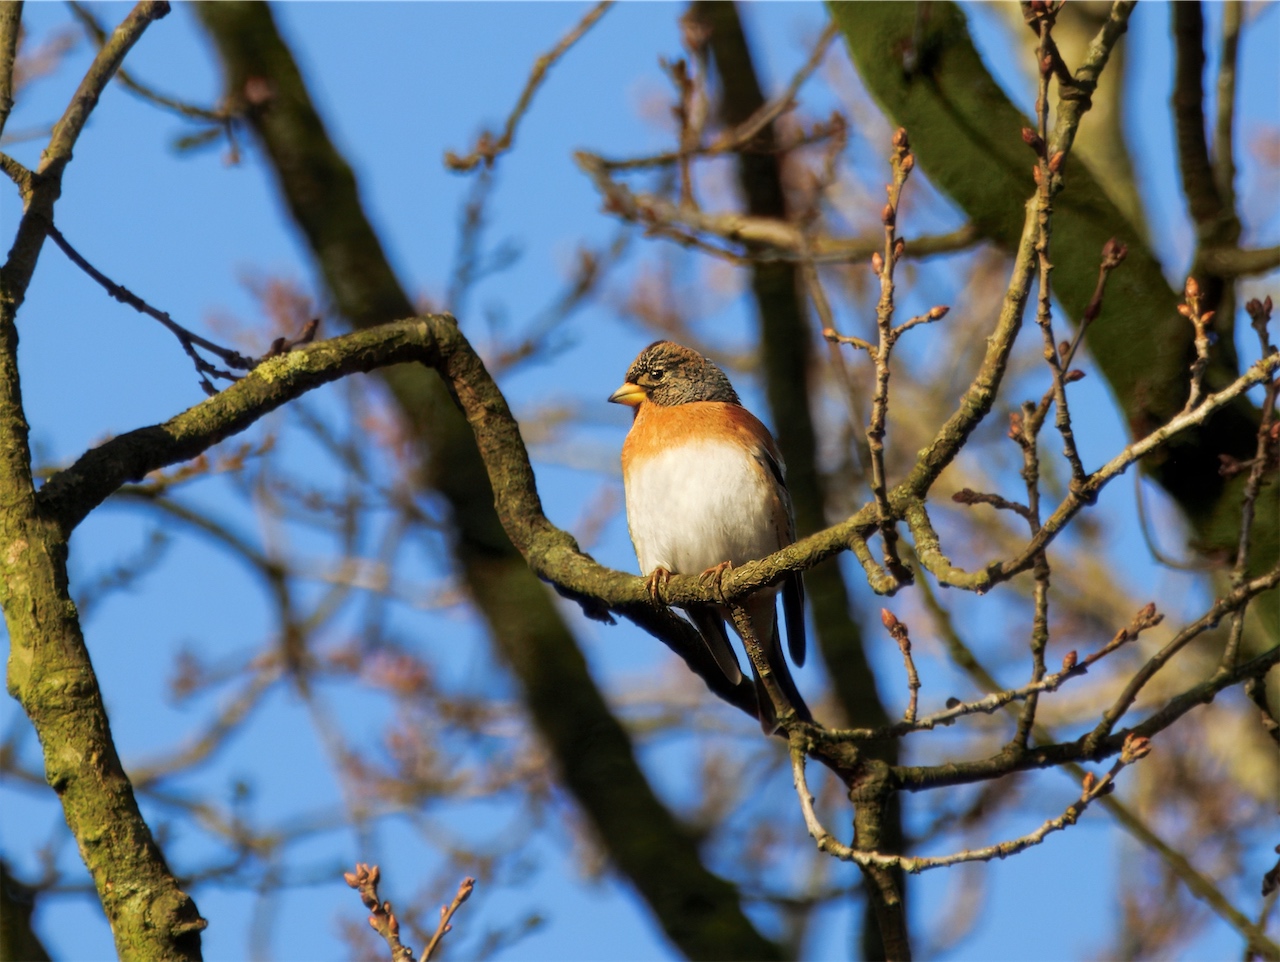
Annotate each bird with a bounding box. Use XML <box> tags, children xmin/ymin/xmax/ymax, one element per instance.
<box><xmin>609</xmin><ymin>340</ymin><xmax>812</xmax><ymax>733</ymax></box>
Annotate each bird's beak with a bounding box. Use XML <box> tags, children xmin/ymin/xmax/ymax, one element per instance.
<box><xmin>608</xmin><ymin>382</ymin><xmax>647</xmax><ymax>406</ymax></box>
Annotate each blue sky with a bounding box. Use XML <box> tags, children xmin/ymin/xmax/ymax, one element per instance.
<box><xmin>2</xmin><ymin>3</ymin><xmax>1277</xmax><ymax>960</ymax></box>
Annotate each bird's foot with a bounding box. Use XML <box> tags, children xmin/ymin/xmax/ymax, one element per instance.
<box><xmin>645</xmin><ymin>567</ymin><xmax>672</xmax><ymax>603</ymax></box>
<box><xmin>699</xmin><ymin>561</ymin><xmax>733</xmax><ymax>604</ymax></box>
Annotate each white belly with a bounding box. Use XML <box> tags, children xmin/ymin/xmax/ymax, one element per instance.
<box><xmin>626</xmin><ymin>439</ymin><xmax>781</xmax><ymax>576</ymax></box>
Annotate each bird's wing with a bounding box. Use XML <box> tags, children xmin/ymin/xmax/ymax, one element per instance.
<box><xmin>740</xmin><ymin>415</ymin><xmax>808</xmax><ymax>670</ymax></box>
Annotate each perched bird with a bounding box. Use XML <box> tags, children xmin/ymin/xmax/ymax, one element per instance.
<box><xmin>609</xmin><ymin>340</ymin><xmax>812</xmax><ymax>733</ymax></box>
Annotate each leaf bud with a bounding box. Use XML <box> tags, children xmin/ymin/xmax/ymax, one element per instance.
<box><xmin>1102</xmin><ymin>237</ymin><xmax>1128</xmax><ymax>266</ymax></box>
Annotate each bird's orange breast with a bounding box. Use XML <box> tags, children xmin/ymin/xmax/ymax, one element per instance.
<box><xmin>621</xmin><ymin>400</ymin><xmax>780</xmax><ymax>474</ymax></box>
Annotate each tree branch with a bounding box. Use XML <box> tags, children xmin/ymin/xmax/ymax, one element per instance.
<box><xmin>444</xmin><ymin>1</ymin><xmax>614</xmax><ymax>172</ymax></box>
<box><xmin>1198</xmin><ymin>243</ymin><xmax>1280</xmax><ymax>277</ymax></box>
<box><xmin>0</xmin><ymin>1</ymin><xmax>21</xmax><ymax>140</ymax></box>
<box><xmin>1171</xmin><ymin>2</ymin><xmax>1227</xmax><ymax>237</ymax></box>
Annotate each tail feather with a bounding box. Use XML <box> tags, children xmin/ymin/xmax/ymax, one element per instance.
<box><xmin>783</xmin><ymin>571</ymin><xmax>806</xmax><ymax>667</ymax></box>
<box><xmin>689</xmin><ymin>598</ymin><xmax>811</xmax><ymax>733</ymax></box>
<box><xmin>687</xmin><ymin>606</ymin><xmax>744</xmax><ymax>685</ymax></box>
<box><xmin>743</xmin><ymin>603</ymin><xmax>812</xmax><ymax>734</ymax></box>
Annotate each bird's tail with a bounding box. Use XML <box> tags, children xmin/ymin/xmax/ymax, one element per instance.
<box><xmin>751</xmin><ymin>609</ymin><xmax>812</xmax><ymax>735</ymax></box>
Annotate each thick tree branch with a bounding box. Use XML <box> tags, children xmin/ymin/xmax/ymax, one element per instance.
<box><xmin>0</xmin><ymin>1</ymin><xmax>21</xmax><ymax>140</ymax></box>
<box><xmin>0</xmin><ymin>5</ymin><xmax>206</xmax><ymax>958</ymax></box>
<box><xmin>1198</xmin><ymin>243</ymin><xmax>1280</xmax><ymax>278</ymax></box>
<box><xmin>1212</xmin><ymin>1</ymin><xmax>1241</xmax><ymax>215</ymax></box>
<box><xmin>1171</xmin><ymin>2</ymin><xmax>1229</xmax><ymax>238</ymax></box>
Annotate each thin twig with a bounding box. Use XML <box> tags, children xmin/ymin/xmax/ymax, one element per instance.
<box><xmin>421</xmin><ymin>876</ymin><xmax>476</xmax><ymax>961</ymax></box>
<box><xmin>727</xmin><ymin>604</ymin><xmax>793</xmax><ymax>726</ymax></box>
<box><xmin>594</xmin><ymin>22</ymin><xmax>838</xmax><ymax>173</ymax></box>
<box><xmin>444</xmin><ymin>1</ymin><xmax>614</xmax><ymax>171</ymax></box>
<box><xmin>823</xmin><ymin>603</ymin><xmax>1159</xmax><ymax>741</ymax></box>
<box><xmin>1220</xmin><ymin>296</ymin><xmax>1278</xmax><ymax>670</ymax></box>
<box><xmin>1082</xmin><ymin>569</ymin><xmax>1279</xmax><ymax>755</ymax></box>
<box><xmin>792</xmin><ymin>730</ymin><xmax>1152</xmax><ymax>873</ymax></box>
<box><xmin>67</xmin><ymin>1</ymin><xmax>231</xmax><ymax>124</ymax></box>
<box><xmin>661</xmin><ymin>56</ymin><xmax>700</xmax><ymax>209</ymax></box>
<box><xmin>1026</xmin><ymin>16</ymin><xmax>1087</xmax><ymax>488</ymax></box>
<box><xmin>45</xmin><ymin>223</ymin><xmax>317</xmax><ymax>394</ymax></box>
<box><xmin>908</xmin><ymin>350</ymin><xmax>1280</xmax><ymax>593</ymax></box>
<box><xmin>880</xmin><ymin>610</ymin><xmax>920</xmax><ymax>723</ymax></box>
<box><xmin>1180</xmin><ymin>275</ymin><xmax>1215</xmax><ymax>413</ymax></box>
<box><xmin>0</xmin><ymin>148</ymin><xmax>30</xmax><ymax>191</ymax></box>
<box><xmin>578</xmin><ymin>149</ymin><xmax>978</xmax><ymax>264</ymax></box>
<box><xmin>344</xmin><ymin>863</ymin><xmax>415</xmax><ymax>962</ymax></box>
<box><xmin>860</xmin><ymin>128</ymin><xmax>917</xmax><ymax>582</ymax></box>
<box><xmin>912</xmin><ymin>568</ymin><xmax>1279</xmax><ymax>958</ymax></box>
<box><xmin>1244</xmin><ymin>677</ymin><xmax>1280</xmax><ymax>748</ymax></box>
<box><xmin>951</xmin><ymin>487</ymin><xmax>1033</xmax><ymax>523</ymax></box>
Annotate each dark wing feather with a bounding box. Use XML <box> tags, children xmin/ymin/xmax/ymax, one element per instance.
<box><xmin>761</xmin><ymin>446</ymin><xmax>807</xmax><ymax>668</ymax></box>
<box><xmin>751</xmin><ymin>610</ymin><xmax>813</xmax><ymax>734</ymax></box>
<box><xmin>686</xmin><ymin>607</ymin><xmax>743</xmax><ymax>685</ymax></box>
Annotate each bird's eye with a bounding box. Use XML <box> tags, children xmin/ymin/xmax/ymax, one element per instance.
<box><xmin>650</xmin><ymin>369</ymin><xmax>665</xmax><ymax>381</ymax></box>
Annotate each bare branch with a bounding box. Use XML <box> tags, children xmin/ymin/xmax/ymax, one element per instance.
<box><xmin>67</xmin><ymin>0</ymin><xmax>229</xmax><ymax>124</ymax></box>
<box><xmin>421</xmin><ymin>876</ymin><xmax>476</xmax><ymax>961</ymax></box>
<box><xmin>344</xmin><ymin>863</ymin><xmax>415</xmax><ymax>962</ymax></box>
<box><xmin>41</xmin><ymin>1</ymin><xmax>170</xmax><ymax>179</ymax></box>
<box><xmin>794</xmin><ymin>732</ymin><xmax>1152</xmax><ymax>874</ymax></box>
<box><xmin>44</xmin><ymin>222</ymin><xmax>260</xmax><ymax>391</ymax></box>
<box><xmin>444</xmin><ymin>1</ymin><xmax>614</xmax><ymax>172</ymax></box>
<box><xmin>1198</xmin><ymin>242</ymin><xmax>1280</xmax><ymax>277</ymax></box>
<box><xmin>880</xmin><ymin>609</ymin><xmax>920</xmax><ymax>724</ymax></box>
<box><xmin>0</xmin><ymin>1</ymin><xmax>20</xmax><ymax>139</ymax></box>
<box><xmin>1213</xmin><ymin>1</ymin><xmax>1242</xmax><ymax>213</ymax></box>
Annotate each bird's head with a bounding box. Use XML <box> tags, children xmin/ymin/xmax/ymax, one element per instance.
<box><xmin>608</xmin><ymin>340</ymin><xmax>740</xmax><ymax>407</ymax></box>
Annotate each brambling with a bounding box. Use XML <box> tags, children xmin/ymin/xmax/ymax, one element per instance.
<box><xmin>609</xmin><ymin>341</ymin><xmax>812</xmax><ymax>733</ymax></box>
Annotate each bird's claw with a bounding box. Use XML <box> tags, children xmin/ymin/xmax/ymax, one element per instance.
<box><xmin>699</xmin><ymin>561</ymin><xmax>733</xmax><ymax>604</ymax></box>
<box><xmin>645</xmin><ymin>567</ymin><xmax>672</xmax><ymax>603</ymax></box>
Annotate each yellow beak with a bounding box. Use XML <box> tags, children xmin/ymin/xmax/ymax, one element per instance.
<box><xmin>608</xmin><ymin>382</ymin><xmax>647</xmax><ymax>406</ymax></box>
